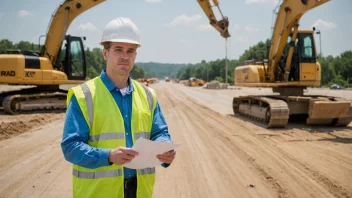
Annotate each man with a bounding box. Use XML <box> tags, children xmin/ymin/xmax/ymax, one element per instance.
<box><xmin>61</xmin><ymin>17</ymin><xmax>176</xmax><ymax>198</ymax></box>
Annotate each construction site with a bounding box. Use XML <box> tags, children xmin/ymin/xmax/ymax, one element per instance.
<box><xmin>0</xmin><ymin>0</ymin><xmax>351</xmax><ymax>197</ymax></box>
<box><xmin>0</xmin><ymin>83</ymin><xmax>351</xmax><ymax>197</ymax></box>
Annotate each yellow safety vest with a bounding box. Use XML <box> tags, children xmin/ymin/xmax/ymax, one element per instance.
<box><xmin>67</xmin><ymin>77</ymin><xmax>157</xmax><ymax>198</ymax></box>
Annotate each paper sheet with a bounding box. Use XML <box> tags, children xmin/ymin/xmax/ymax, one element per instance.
<box><xmin>124</xmin><ymin>138</ymin><xmax>181</xmax><ymax>169</ymax></box>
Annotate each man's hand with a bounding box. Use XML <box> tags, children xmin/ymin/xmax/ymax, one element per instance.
<box><xmin>109</xmin><ymin>147</ymin><xmax>138</xmax><ymax>165</ymax></box>
<box><xmin>157</xmin><ymin>150</ymin><xmax>176</xmax><ymax>164</ymax></box>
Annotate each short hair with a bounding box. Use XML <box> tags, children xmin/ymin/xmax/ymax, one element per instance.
<box><xmin>103</xmin><ymin>42</ymin><xmax>112</xmax><ymax>50</ymax></box>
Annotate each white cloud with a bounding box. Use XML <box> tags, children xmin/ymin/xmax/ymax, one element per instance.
<box><xmin>78</xmin><ymin>22</ymin><xmax>98</xmax><ymax>31</ymax></box>
<box><xmin>18</xmin><ymin>10</ymin><xmax>32</xmax><ymax>17</ymax></box>
<box><xmin>245</xmin><ymin>25</ymin><xmax>259</xmax><ymax>33</ymax></box>
<box><xmin>245</xmin><ymin>0</ymin><xmax>278</xmax><ymax>4</ymax></box>
<box><xmin>168</xmin><ymin>14</ymin><xmax>202</xmax><ymax>27</ymax></box>
<box><xmin>145</xmin><ymin>0</ymin><xmax>162</xmax><ymax>3</ymax></box>
<box><xmin>196</xmin><ymin>24</ymin><xmax>213</xmax><ymax>32</ymax></box>
<box><xmin>312</xmin><ymin>19</ymin><xmax>337</xmax><ymax>29</ymax></box>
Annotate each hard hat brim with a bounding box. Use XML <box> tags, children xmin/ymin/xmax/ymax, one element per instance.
<box><xmin>100</xmin><ymin>39</ymin><xmax>141</xmax><ymax>47</ymax></box>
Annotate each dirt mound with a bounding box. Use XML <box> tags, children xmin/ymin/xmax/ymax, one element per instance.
<box><xmin>0</xmin><ymin>113</ymin><xmax>65</xmax><ymax>140</ymax></box>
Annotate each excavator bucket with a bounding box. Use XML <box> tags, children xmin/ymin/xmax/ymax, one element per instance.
<box><xmin>307</xmin><ymin>99</ymin><xmax>352</xmax><ymax>126</ymax></box>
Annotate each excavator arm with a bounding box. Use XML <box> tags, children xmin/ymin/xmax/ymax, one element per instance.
<box><xmin>267</xmin><ymin>0</ymin><xmax>329</xmax><ymax>81</ymax></box>
<box><xmin>40</xmin><ymin>0</ymin><xmax>105</xmax><ymax>64</ymax></box>
<box><xmin>42</xmin><ymin>0</ymin><xmax>229</xmax><ymax>65</ymax></box>
<box><xmin>197</xmin><ymin>0</ymin><xmax>230</xmax><ymax>38</ymax></box>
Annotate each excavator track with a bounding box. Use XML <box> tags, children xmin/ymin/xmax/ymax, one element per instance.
<box><xmin>233</xmin><ymin>96</ymin><xmax>289</xmax><ymax>128</ymax></box>
<box><xmin>233</xmin><ymin>95</ymin><xmax>352</xmax><ymax>128</ymax></box>
<box><xmin>1</xmin><ymin>89</ymin><xmax>67</xmax><ymax>115</ymax></box>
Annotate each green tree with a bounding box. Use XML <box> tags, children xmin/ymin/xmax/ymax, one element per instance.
<box><xmin>329</xmin><ymin>75</ymin><xmax>349</xmax><ymax>87</ymax></box>
<box><xmin>214</xmin><ymin>76</ymin><xmax>224</xmax><ymax>82</ymax></box>
<box><xmin>338</xmin><ymin>51</ymin><xmax>352</xmax><ymax>84</ymax></box>
<box><xmin>0</xmin><ymin>39</ymin><xmax>15</xmax><ymax>51</ymax></box>
<box><xmin>16</xmin><ymin>41</ymin><xmax>34</xmax><ymax>51</ymax></box>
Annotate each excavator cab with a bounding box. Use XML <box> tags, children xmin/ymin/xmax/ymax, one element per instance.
<box><xmin>283</xmin><ymin>31</ymin><xmax>317</xmax><ymax>82</ymax></box>
<box><xmin>297</xmin><ymin>33</ymin><xmax>318</xmax><ymax>81</ymax></box>
<box><xmin>55</xmin><ymin>35</ymin><xmax>86</xmax><ymax>80</ymax></box>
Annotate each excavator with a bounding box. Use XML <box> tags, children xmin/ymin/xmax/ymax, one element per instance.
<box><xmin>233</xmin><ymin>0</ymin><xmax>352</xmax><ymax>127</ymax></box>
<box><xmin>0</xmin><ymin>0</ymin><xmax>229</xmax><ymax>115</ymax></box>
<box><xmin>187</xmin><ymin>77</ymin><xmax>205</xmax><ymax>87</ymax></box>
<box><xmin>0</xmin><ymin>0</ymin><xmax>105</xmax><ymax>114</ymax></box>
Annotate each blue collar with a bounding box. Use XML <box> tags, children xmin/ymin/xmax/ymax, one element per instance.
<box><xmin>99</xmin><ymin>69</ymin><xmax>134</xmax><ymax>92</ymax></box>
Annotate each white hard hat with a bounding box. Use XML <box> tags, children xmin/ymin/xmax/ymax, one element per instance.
<box><xmin>100</xmin><ymin>17</ymin><xmax>141</xmax><ymax>47</ymax></box>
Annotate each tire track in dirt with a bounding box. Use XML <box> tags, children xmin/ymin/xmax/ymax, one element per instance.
<box><xmin>166</xmin><ymin>83</ymin><xmax>351</xmax><ymax>198</ymax></box>
<box><xmin>0</xmin><ymin>120</ymin><xmax>71</xmax><ymax>198</ymax></box>
<box><xmin>155</xmin><ymin>86</ymin><xmax>274</xmax><ymax>197</ymax></box>
<box><xmin>165</xmin><ymin>88</ymin><xmax>289</xmax><ymax>198</ymax></box>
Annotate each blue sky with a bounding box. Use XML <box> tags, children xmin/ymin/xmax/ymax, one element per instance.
<box><xmin>0</xmin><ymin>0</ymin><xmax>351</xmax><ymax>64</ymax></box>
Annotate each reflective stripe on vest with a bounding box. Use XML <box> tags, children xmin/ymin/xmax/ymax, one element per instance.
<box><xmin>81</xmin><ymin>83</ymin><xmax>94</xmax><ymax>128</ymax></box>
<box><xmin>72</xmin><ymin>168</ymin><xmax>154</xmax><ymax>178</ymax></box>
<box><xmin>89</xmin><ymin>132</ymin><xmax>149</xmax><ymax>143</ymax></box>
<box><xmin>89</xmin><ymin>132</ymin><xmax>124</xmax><ymax>142</ymax></box>
<box><xmin>141</xmin><ymin>85</ymin><xmax>153</xmax><ymax>111</ymax></box>
<box><xmin>73</xmin><ymin>169</ymin><xmax>123</xmax><ymax>179</ymax></box>
<box><xmin>138</xmin><ymin>167</ymin><xmax>155</xmax><ymax>175</ymax></box>
<box><xmin>134</xmin><ymin>132</ymin><xmax>150</xmax><ymax>140</ymax></box>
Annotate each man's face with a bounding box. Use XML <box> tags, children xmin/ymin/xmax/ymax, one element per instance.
<box><xmin>103</xmin><ymin>42</ymin><xmax>138</xmax><ymax>77</ymax></box>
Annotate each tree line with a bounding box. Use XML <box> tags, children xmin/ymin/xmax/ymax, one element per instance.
<box><xmin>176</xmin><ymin>40</ymin><xmax>270</xmax><ymax>84</ymax></box>
<box><xmin>1</xmin><ymin>39</ymin><xmax>351</xmax><ymax>87</ymax></box>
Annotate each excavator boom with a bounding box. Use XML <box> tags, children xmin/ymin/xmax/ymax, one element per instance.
<box><xmin>268</xmin><ymin>0</ymin><xmax>330</xmax><ymax>81</ymax></box>
<box><xmin>41</xmin><ymin>0</ymin><xmax>105</xmax><ymax>64</ymax></box>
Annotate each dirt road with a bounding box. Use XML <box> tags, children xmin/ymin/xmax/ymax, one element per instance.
<box><xmin>0</xmin><ymin>83</ymin><xmax>351</xmax><ymax>198</ymax></box>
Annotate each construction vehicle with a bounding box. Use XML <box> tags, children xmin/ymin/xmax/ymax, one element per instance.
<box><xmin>0</xmin><ymin>0</ymin><xmax>229</xmax><ymax>115</ymax></box>
<box><xmin>0</xmin><ymin>0</ymin><xmax>105</xmax><ymax>114</ymax></box>
<box><xmin>179</xmin><ymin>80</ymin><xmax>189</xmax><ymax>85</ymax></box>
<box><xmin>187</xmin><ymin>77</ymin><xmax>205</xmax><ymax>87</ymax></box>
<box><xmin>149</xmin><ymin>78</ymin><xmax>159</xmax><ymax>84</ymax></box>
<box><xmin>233</xmin><ymin>0</ymin><xmax>352</xmax><ymax>127</ymax></box>
<box><xmin>136</xmin><ymin>78</ymin><xmax>150</xmax><ymax>87</ymax></box>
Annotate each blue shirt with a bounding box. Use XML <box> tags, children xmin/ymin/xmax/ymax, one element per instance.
<box><xmin>61</xmin><ymin>70</ymin><xmax>171</xmax><ymax>179</ymax></box>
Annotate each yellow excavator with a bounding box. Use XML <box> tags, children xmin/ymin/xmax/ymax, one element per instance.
<box><xmin>233</xmin><ymin>0</ymin><xmax>352</xmax><ymax>127</ymax></box>
<box><xmin>0</xmin><ymin>0</ymin><xmax>105</xmax><ymax>114</ymax></box>
<box><xmin>187</xmin><ymin>77</ymin><xmax>205</xmax><ymax>87</ymax></box>
<box><xmin>0</xmin><ymin>0</ymin><xmax>229</xmax><ymax>115</ymax></box>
